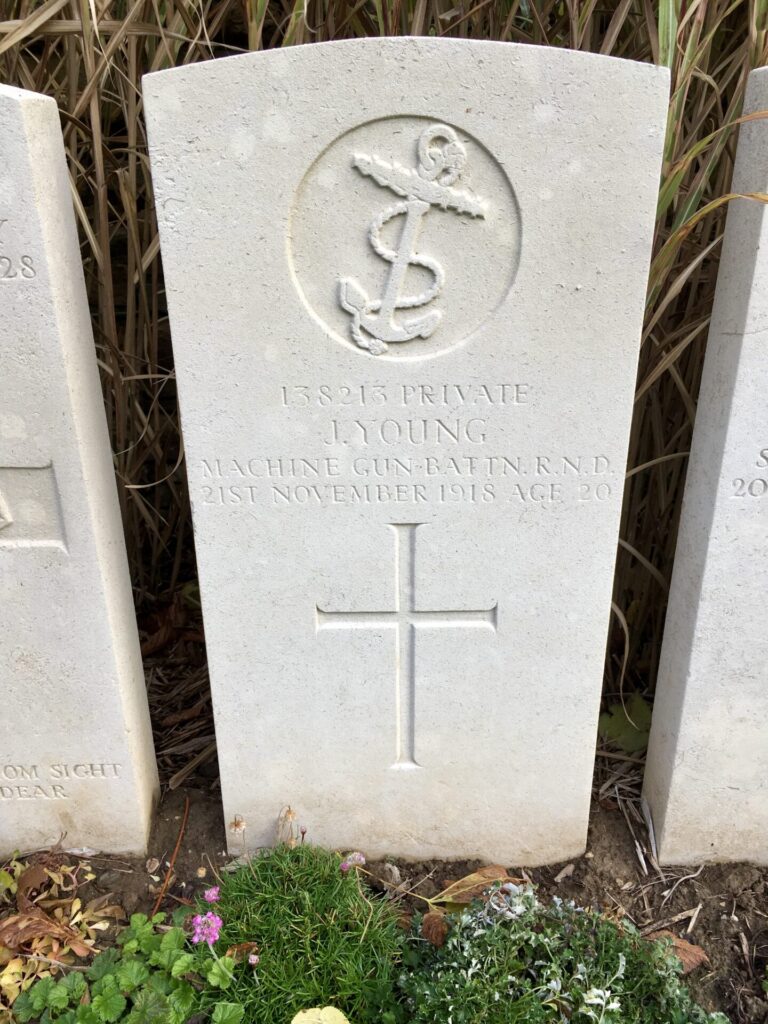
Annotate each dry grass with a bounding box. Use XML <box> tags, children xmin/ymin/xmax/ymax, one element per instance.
<box><xmin>2</xmin><ymin>0</ymin><xmax>767</xmax><ymax>767</ymax></box>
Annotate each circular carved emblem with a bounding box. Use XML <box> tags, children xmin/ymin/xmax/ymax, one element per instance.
<box><xmin>289</xmin><ymin>116</ymin><xmax>521</xmax><ymax>360</ymax></box>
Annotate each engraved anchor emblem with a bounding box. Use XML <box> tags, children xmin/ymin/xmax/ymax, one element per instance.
<box><xmin>339</xmin><ymin>123</ymin><xmax>486</xmax><ymax>356</ymax></box>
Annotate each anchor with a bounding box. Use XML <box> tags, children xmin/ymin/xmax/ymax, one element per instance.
<box><xmin>339</xmin><ymin>123</ymin><xmax>487</xmax><ymax>356</ymax></box>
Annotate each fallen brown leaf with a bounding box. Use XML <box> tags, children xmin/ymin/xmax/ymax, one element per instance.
<box><xmin>421</xmin><ymin>911</ymin><xmax>449</xmax><ymax>948</ymax></box>
<box><xmin>225</xmin><ymin>941</ymin><xmax>260</xmax><ymax>964</ymax></box>
<box><xmin>0</xmin><ymin>907</ymin><xmax>93</xmax><ymax>958</ymax></box>
<box><xmin>397</xmin><ymin>911</ymin><xmax>413</xmax><ymax>932</ymax></box>
<box><xmin>83</xmin><ymin>894</ymin><xmax>125</xmax><ymax>921</ymax></box>
<box><xmin>434</xmin><ymin>865</ymin><xmax>523</xmax><ymax>907</ymax></box>
<box><xmin>647</xmin><ymin>930</ymin><xmax>710</xmax><ymax>974</ymax></box>
<box><xmin>15</xmin><ymin>864</ymin><xmax>49</xmax><ymax>907</ymax></box>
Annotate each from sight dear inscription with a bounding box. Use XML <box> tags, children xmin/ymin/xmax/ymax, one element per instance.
<box><xmin>0</xmin><ymin>761</ymin><xmax>124</xmax><ymax>802</ymax></box>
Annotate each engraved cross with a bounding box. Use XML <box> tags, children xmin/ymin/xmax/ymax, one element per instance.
<box><xmin>316</xmin><ymin>523</ymin><xmax>497</xmax><ymax>769</ymax></box>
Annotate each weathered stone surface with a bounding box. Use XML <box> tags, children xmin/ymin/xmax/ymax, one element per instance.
<box><xmin>644</xmin><ymin>68</ymin><xmax>768</xmax><ymax>865</ymax></box>
<box><xmin>0</xmin><ymin>85</ymin><xmax>158</xmax><ymax>855</ymax></box>
<box><xmin>145</xmin><ymin>39</ymin><xmax>667</xmax><ymax>862</ymax></box>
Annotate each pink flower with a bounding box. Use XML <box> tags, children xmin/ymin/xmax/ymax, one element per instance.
<box><xmin>340</xmin><ymin>851</ymin><xmax>366</xmax><ymax>873</ymax></box>
<box><xmin>191</xmin><ymin>911</ymin><xmax>223</xmax><ymax>945</ymax></box>
<box><xmin>203</xmin><ymin>886</ymin><xmax>221</xmax><ymax>903</ymax></box>
<box><xmin>248</xmin><ymin>953</ymin><xmax>260</xmax><ymax>966</ymax></box>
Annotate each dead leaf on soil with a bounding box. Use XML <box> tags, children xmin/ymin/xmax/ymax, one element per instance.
<box><xmin>0</xmin><ymin>907</ymin><xmax>92</xmax><ymax>957</ymax></box>
<box><xmin>434</xmin><ymin>865</ymin><xmax>523</xmax><ymax>909</ymax></box>
<box><xmin>15</xmin><ymin>865</ymin><xmax>48</xmax><ymax>907</ymax></box>
<box><xmin>82</xmin><ymin>895</ymin><xmax>125</xmax><ymax>921</ymax></box>
<box><xmin>647</xmin><ymin>930</ymin><xmax>710</xmax><ymax>974</ymax></box>
<box><xmin>421</xmin><ymin>911</ymin><xmax>449</xmax><ymax>948</ymax></box>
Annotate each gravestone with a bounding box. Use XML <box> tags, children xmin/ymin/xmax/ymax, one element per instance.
<box><xmin>643</xmin><ymin>68</ymin><xmax>768</xmax><ymax>865</ymax></box>
<box><xmin>145</xmin><ymin>39</ymin><xmax>668</xmax><ymax>862</ymax></box>
<box><xmin>0</xmin><ymin>85</ymin><xmax>158</xmax><ymax>855</ymax></box>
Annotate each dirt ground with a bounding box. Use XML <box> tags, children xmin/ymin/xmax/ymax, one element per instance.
<box><xmin>59</xmin><ymin>787</ymin><xmax>764</xmax><ymax>1023</ymax></box>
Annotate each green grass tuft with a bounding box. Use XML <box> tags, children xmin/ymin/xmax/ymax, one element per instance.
<box><xmin>196</xmin><ymin>845</ymin><xmax>403</xmax><ymax>1024</ymax></box>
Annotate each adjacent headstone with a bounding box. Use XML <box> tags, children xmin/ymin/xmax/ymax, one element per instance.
<box><xmin>643</xmin><ymin>68</ymin><xmax>768</xmax><ymax>865</ymax></box>
<box><xmin>0</xmin><ymin>85</ymin><xmax>158</xmax><ymax>855</ymax></box>
<box><xmin>145</xmin><ymin>40</ymin><xmax>668</xmax><ymax>862</ymax></box>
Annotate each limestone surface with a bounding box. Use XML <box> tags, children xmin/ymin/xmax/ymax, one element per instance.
<box><xmin>644</xmin><ymin>68</ymin><xmax>768</xmax><ymax>865</ymax></box>
<box><xmin>0</xmin><ymin>85</ymin><xmax>158</xmax><ymax>855</ymax></box>
<box><xmin>145</xmin><ymin>39</ymin><xmax>667</xmax><ymax>862</ymax></box>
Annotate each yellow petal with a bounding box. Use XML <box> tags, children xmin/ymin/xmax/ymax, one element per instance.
<box><xmin>291</xmin><ymin>1009</ymin><xmax>351</xmax><ymax>1024</ymax></box>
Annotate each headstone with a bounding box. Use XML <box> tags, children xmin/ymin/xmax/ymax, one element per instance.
<box><xmin>0</xmin><ymin>85</ymin><xmax>158</xmax><ymax>855</ymax></box>
<box><xmin>643</xmin><ymin>68</ymin><xmax>768</xmax><ymax>865</ymax></box>
<box><xmin>144</xmin><ymin>40</ymin><xmax>668</xmax><ymax>863</ymax></box>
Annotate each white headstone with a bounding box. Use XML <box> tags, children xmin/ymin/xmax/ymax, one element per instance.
<box><xmin>145</xmin><ymin>40</ymin><xmax>667</xmax><ymax>863</ymax></box>
<box><xmin>0</xmin><ymin>85</ymin><xmax>158</xmax><ymax>855</ymax></box>
<box><xmin>643</xmin><ymin>68</ymin><xmax>768</xmax><ymax>865</ymax></box>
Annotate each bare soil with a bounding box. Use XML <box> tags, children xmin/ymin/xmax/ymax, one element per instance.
<box><xmin>25</xmin><ymin>788</ymin><xmax>768</xmax><ymax>1023</ymax></box>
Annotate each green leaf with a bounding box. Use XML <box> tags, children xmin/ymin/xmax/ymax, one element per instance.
<box><xmin>92</xmin><ymin>990</ymin><xmax>127</xmax><ymax>1023</ymax></box>
<box><xmin>30</xmin><ymin>977</ymin><xmax>55</xmax><ymax>1012</ymax></box>
<box><xmin>124</xmin><ymin>987</ymin><xmax>168</xmax><ymax>1024</ymax></box>
<box><xmin>61</xmin><ymin>972</ymin><xmax>87</xmax><ymax>1001</ymax></box>
<box><xmin>171</xmin><ymin>907</ymin><xmax>193</xmax><ymax>928</ymax></box>
<box><xmin>159</xmin><ymin>927</ymin><xmax>185</xmax><ymax>953</ymax></box>
<box><xmin>658</xmin><ymin>0</ymin><xmax>680</xmax><ymax>69</ymax></box>
<box><xmin>149</xmin><ymin>930</ymin><xmax>188</xmax><ymax>971</ymax></box>
<box><xmin>117</xmin><ymin>959</ymin><xmax>150</xmax><ymax>992</ymax></box>
<box><xmin>92</xmin><ymin>975</ymin><xmax>120</xmax><ymax>999</ymax></box>
<box><xmin>75</xmin><ymin>1008</ymin><xmax>100</xmax><ymax>1024</ymax></box>
<box><xmin>146</xmin><ymin>971</ymin><xmax>173</xmax><ymax>996</ymax></box>
<box><xmin>88</xmin><ymin>949</ymin><xmax>120</xmax><ymax>981</ymax></box>
<box><xmin>169</xmin><ymin>952</ymin><xmax>195</xmax><ymax>978</ymax></box>
<box><xmin>0</xmin><ymin>868</ymin><xmax>15</xmax><ymax>893</ymax></box>
<box><xmin>206</xmin><ymin>957</ymin><xmax>235</xmax><ymax>990</ymax></box>
<box><xmin>47</xmin><ymin>981</ymin><xmax>71</xmax><ymax>1011</ymax></box>
<box><xmin>212</xmin><ymin>1003</ymin><xmax>245</xmax><ymax>1024</ymax></box>
<box><xmin>119</xmin><ymin>913</ymin><xmax>161</xmax><ymax>956</ymax></box>
<box><xmin>598</xmin><ymin>694</ymin><xmax>652</xmax><ymax>753</ymax></box>
<box><xmin>10</xmin><ymin>990</ymin><xmax>36</xmax><ymax>1023</ymax></box>
<box><xmin>168</xmin><ymin>981</ymin><xmax>196</xmax><ymax>1019</ymax></box>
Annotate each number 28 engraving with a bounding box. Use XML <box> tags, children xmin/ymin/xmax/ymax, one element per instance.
<box><xmin>0</xmin><ymin>255</ymin><xmax>36</xmax><ymax>281</ymax></box>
